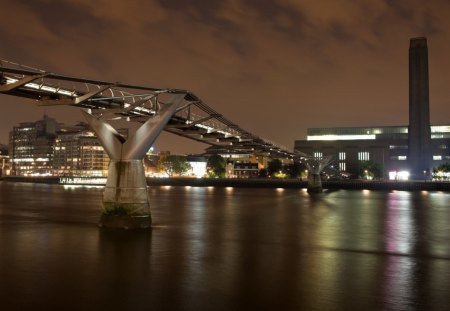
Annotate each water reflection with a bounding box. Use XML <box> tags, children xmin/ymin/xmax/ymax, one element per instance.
<box><xmin>385</xmin><ymin>191</ymin><xmax>414</xmax><ymax>254</ymax></box>
<box><xmin>2</xmin><ymin>182</ymin><xmax>450</xmax><ymax>310</ymax></box>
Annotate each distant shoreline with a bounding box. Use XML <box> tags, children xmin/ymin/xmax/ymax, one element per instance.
<box><xmin>147</xmin><ymin>177</ymin><xmax>450</xmax><ymax>191</ymax></box>
<box><xmin>1</xmin><ymin>176</ymin><xmax>450</xmax><ymax>191</ymax></box>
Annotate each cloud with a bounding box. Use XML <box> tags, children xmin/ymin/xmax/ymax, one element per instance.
<box><xmin>1</xmin><ymin>0</ymin><xmax>450</xmax><ymax>152</ymax></box>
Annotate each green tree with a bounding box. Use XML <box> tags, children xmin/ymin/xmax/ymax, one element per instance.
<box><xmin>206</xmin><ymin>154</ymin><xmax>226</xmax><ymax>178</ymax></box>
<box><xmin>433</xmin><ymin>162</ymin><xmax>450</xmax><ymax>180</ymax></box>
<box><xmin>267</xmin><ymin>159</ymin><xmax>283</xmax><ymax>177</ymax></box>
<box><xmin>258</xmin><ymin>168</ymin><xmax>268</xmax><ymax>178</ymax></box>
<box><xmin>433</xmin><ymin>162</ymin><xmax>450</xmax><ymax>173</ymax></box>
<box><xmin>358</xmin><ymin>160</ymin><xmax>382</xmax><ymax>179</ymax></box>
<box><xmin>159</xmin><ymin>155</ymin><xmax>191</xmax><ymax>177</ymax></box>
<box><xmin>284</xmin><ymin>161</ymin><xmax>306</xmax><ymax>178</ymax></box>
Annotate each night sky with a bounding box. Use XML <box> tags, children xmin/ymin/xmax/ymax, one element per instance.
<box><xmin>1</xmin><ymin>0</ymin><xmax>450</xmax><ymax>153</ymax></box>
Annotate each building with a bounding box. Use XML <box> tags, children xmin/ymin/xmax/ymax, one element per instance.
<box><xmin>186</xmin><ymin>155</ymin><xmax>207</xmax><ymax>178</ymax></box>
<box><xmin>295</xmin><ymin>37</ymin><xmax>447</xmax><ymax>180</ymax></box>
<box><xmin>8</xmin><ymin>116</ymin><xmax>115</xmax><ymax>177</ymax></box>
<box><xmin>53</xmin><ymin>123</ymin><xmax>110</xmax><ymax>176</ymax></box>
<box><xmin>204</xmin><ymin>145</ymin><xmax>269</xmax><ymax>178</ymax></box>
<box><xmin>295</xmin><ymin>125</ymin><xmax>450</xmax><ymax>179</ymax></box>
<box><xmin>9</xmin><ymin>115</ymin><xmax>57</xmax><ymax>176</ymax></box>
<box><xmin>409</xmin><ymin>37</ymin><xmax>432</xmax><ymax>179</ymax></box>
<box><xmin>0</xmin><ymin>144</ymin><xmax>9</xmax><ymax>176</ymax></box>
<box><xmin>226</xmin><ymin>161</ymin><xmax>259</xmax><ymax>178</ymax></box>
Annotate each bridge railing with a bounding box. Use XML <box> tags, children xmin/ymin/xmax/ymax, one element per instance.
<box><xmin>0</xmin><ymin>59</ymin><xmax>295</xmax><ymax>158</ymax></box>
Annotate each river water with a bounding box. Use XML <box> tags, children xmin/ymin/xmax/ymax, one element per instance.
<box><xmin>1</xmin><ymin>182</ymin><xmax>450</xmax><ymax>310</ymax></box>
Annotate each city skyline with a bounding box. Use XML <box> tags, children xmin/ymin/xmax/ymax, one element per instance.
<box><xmin>1</xmin><ymin>1</ymin><xmax>450</xmax><ymax>153</ymax></box>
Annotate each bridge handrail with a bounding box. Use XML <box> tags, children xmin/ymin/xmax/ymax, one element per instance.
<box><xmin>0</xmin><ymin>59</ymin><xmax>295</xmax><ymax>158</ymax></box>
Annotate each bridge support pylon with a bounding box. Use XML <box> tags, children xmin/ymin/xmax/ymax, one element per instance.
<box><xmin>296</xmin><ymin>153</ymin><xmax>333</xmax><ymax>194</ymax></box>
<box><xmin>307</xmin><ymin>172</ymin><xmax>323</xmax><ymax>194</ymax></box>
<box><xmin>82</xmin><ymin>94</ymin><xmax>185</xmax><ymax>229</ymax></box>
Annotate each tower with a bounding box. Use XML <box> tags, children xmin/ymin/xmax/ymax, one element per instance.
<box><xmin>408</xmin><ymin>37</ymin><xmax>431</xmax><ymax>180</ymax></box>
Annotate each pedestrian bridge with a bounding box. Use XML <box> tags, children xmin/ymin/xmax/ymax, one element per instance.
<box><xmin>0</xmin><ymin>60</ymin><xmax>293</xmax><ymax>158</ymax></box>
<box><xmin>0</xmin><ymin>59</ymin><xmax>295</xmax><ymax>229</ymax></box>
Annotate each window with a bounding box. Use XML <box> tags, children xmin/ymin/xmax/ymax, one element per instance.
<box><xmin>358</xmin><ymin>152</ymin><xmax>370</xmax><ymax>161</ymax></box>
<box><xmin>314</xmin><ymin>152</ymin><xmax>323</xmax><ymax>160</ymax></box>
<box><xmin>390</xmin><ymin>156</ymin><xmax>407</xmax><ymax>160</ymax></box>
<box><xmin>389</xmin><ymin>145</ymin><xmax>408</xmax><ymax>149</ymax></box>
<box><xmin>338</xmin><ymin>152</ymin><xmax>346</xmax><ymax>160</ymax></box>
<box><xmin>339</xmin><ymin>162</ymin><xmax>346</xmax><ymax>171</ymax></box>
<box><xmin>433</xmin><ymin>155</ymin><xmax>442</xmax><ymax>160</ymax></box>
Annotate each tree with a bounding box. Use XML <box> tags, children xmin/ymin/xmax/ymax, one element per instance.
<box><xmin>433</xmin><ymin>162</ymin><xmax>450</xmax><ymax>180</ymax></box>
<box><xmin>258</xmin><ymin>168</ymin><xmax>268</xmax><ymax>178</ymax></box>
<box><xmin>284</xmin><ymin>161</ymin><xmax>306</xmax><ymax>178</ymax></box>
<box><xmin>433</xmin><ymin>162</ymin><xmax>450</xmax><ymax>173</ymax></box>
<box><xmin>206</xmin><ymin>154</ymin><xmax>226</xmax><ymax>178</ymax></box>
<box><xmin>267</xmin><ymin>159</ymin><xmax>283</xmax><ymax>177</ymax></box>
<box><xmin>159</xmin><ymin>155</ymin><xmax>191</xmax><ymax>177</ymax></box>
<box><xmin>358</xmin><ymin>160</ymin><xmax>382</xmax><ymax>179</ymax></box>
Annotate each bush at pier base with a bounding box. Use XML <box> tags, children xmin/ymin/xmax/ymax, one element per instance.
<box><xmin>100</xmin><ymin>203</ymin><xmax>152</xmax><ymax>229</ymax></box>
<box><xmin>307</xmin><ymin>185</ymin><xmax>323</xmax><ymax>194</ymax></box>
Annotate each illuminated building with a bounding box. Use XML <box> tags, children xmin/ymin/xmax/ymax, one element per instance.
<box><xmin>53</xmin><ymin>123</ymin><xmax>110</xmax><ymax>176</ymax></box>
<box><xmin>295</xmin><ymin>37</ymin><xmax>448</xmax><ymax>180</ymax></box>
<box><xmin>226</xmin><ymin>161</ymin><xmax>259</xmax><ymax>178</ymax></box>
<box><xmin>205</xmin><ymin>145</ymin><xmax>269</xmax><ymax>178</ymax></box>
<box><xmin>9</xmin><ymin>115</ymin><xmax>57</xmax><ymax>176</ymax></box>
<box><xmin>0</xmin><ymin>144</ymin><xmax>9</xmax><ymax>176</ymax></box>
<box><xmin>295</xmin><ymin>125</ymin><xmax>450</xmax><ymax>179</ymax></box>
<box><xmin>8</xmin><ymin>117</ymin><xmax>126</xmax><ymax>177</ymax></box>
<box><xmin>186</xmin><ymin>156</ymin><xmax>207</xmax><ymax>178</ymax></box>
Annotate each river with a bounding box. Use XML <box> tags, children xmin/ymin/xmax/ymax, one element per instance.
<box><xmin>1</xmin><ymin>182</ymin><xmax>450</xmax><ymax>310</ymax></box>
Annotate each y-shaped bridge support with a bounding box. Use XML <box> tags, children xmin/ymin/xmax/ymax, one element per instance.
<box><xmin>296</xmin><ymin>152</ymin><xmax>333</xmax><ymax>194</ymax></box>
<box><xmin>82</xmin><ymin>94</ymin><xmax>185</xmax><ymax>229</ymax></box>
<box><xmin>305</xmin><ymin>156</ymin><xmax>333</xmax><ymax>193</ymax></box>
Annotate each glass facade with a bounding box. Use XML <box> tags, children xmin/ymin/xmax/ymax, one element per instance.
<box><xmin>9</xmin><ymin>117</ymin><xmax>110</xmax><ymax>177</ymax></box>
<box><xmin>53</xmin><ymin>130</ymin><xmax>109</xmax><ymax>176</ymax></box>
<box><xmin>9</xmin><ymin>117</ymin><xmax>56</xmax><ymax>176</ymax></box>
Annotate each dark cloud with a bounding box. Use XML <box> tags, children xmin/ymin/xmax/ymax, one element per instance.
<box><xmin>20</xmin><ymin>0</ymin><xmax>110</xmax><ymax>37</ymax></box>
<box><xmin>1</xmin><ymin>0</ymin><xmax>450</xmax><ymax>153</ymax></box>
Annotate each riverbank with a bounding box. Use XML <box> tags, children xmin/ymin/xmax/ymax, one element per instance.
<box><xmin>148</xmin><ymin>177</ymin><xmax>450</xmax><ymax>191</ymax></box>
<box><xmin>2</xmin><ymin>176</ymin><xmax>449</xmax><ymax>191</ymax></box>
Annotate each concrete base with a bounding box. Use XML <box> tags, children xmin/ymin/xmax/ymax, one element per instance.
<box><xmin>307</xmin><ymin>185</ymin><xmax>323</xmax><ymax>194</ymax></box>
<box><xmin>99</xmin><ymin>214</ymin><xmax>151</xmax><ymax>229</ymax></box>
<box><xmin>307</xmin><ymin>173</ymin><xmax>323</xmax><ymax>194</ymax></box>
<box><xmin>101</xmin><ymin>160</ymin><xmax>151</xmax><ymax>229</ymax></box>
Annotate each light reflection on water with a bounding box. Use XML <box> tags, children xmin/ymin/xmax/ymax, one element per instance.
<box><xmin>1</xmin><ymin>182</ymin><xmax>450</xmax><ymax>310</ymax></box>
<box><xmin>385</xmin><ymin>191</ymin><xmax>414</xmax><ymax>254</ymax></box>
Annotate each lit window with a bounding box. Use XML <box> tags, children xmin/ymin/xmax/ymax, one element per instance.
<box><xmin>338</xmin><ymin>152</ymin><xmax>346</xmax><ymax>160</ymax></box>
<box><xmin>431</xmin><ymin>126</ymin><xmax>450</xmax><ymax>133</ymax></box>
<box><xmin>432</xmin><ymin>134</ymin><xmax>444</xmax><ymax>139</ymax></box>
<box><xmin>314</xmin><ymin>152</ymin><xmax>323</xmax><ymax>160</ymax></box>
<box><xmin>339</xmin><ymin>162</ymin><xmax>346</xmax><ymax>171</ymax></box>
<box><xmin>398</xmin><ymin>156</ymin><xmax>407</xmax><ymax>160</ymax></box>
<box><xmin>389</xmin><ymin>171</ymin><xmax>410</xmax><ymax>180</ymax></box>
<box><xmin>389</xmin><ymin>145</ymin><xmax>408</xmax><ymax>149</ymax></box>
<box><xmin>307</xmin><ymin>134</ymin><xmax>375</xmax><ymax>141</ymax></box>
<box><xmin>358</xmin><ymin>152</ymin><xmax>370</xmax><ymax>161</ymax></box>
<box><xmin>433</xmin><ymin>155</ymin><xmax>442</xmax><ymax>160</ymax></box>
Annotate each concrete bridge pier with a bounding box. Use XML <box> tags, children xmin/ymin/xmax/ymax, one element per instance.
<box><xmin>101</xmin><ymin>160</ymin><xmax>150</xmax><ymax>228</ymax></box>
<box><xmin>307</xmin><ymin>173</ymin><xmax>323</xmax><ymax>194</ymax></box>
<box><xmin>297</xmin><ymin>153</ymin><xmax>332</xmax><ymax>194</ymax></box>
<box><xmin>83</xmin><ymin>94</ymin><xmax>185</xmax><ymax>229</ymax></box>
